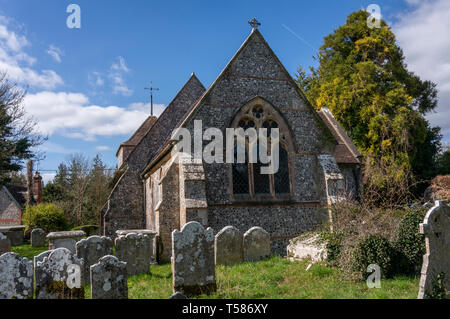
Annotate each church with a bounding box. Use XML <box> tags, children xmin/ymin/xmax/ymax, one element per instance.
<box><xmin>101</xmin><ymin>21</ymin><xmax>362</xmax><ymax>260</ymax></box>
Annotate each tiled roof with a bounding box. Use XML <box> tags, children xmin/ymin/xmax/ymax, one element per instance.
<box><xmin>116</xmin><ymin>115</ymin><xmax>158</xmax><ymax>156</ymax></box>
<box><xmin>317</xmin><ymin>108</ymin><xmax>361</xmax><ymax>164</ymax></box>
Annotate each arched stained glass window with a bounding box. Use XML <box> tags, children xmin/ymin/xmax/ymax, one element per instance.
<box><xmin>232</xmin><ymin>147</ymin><xmax>249</xmax><ymax>194</ymax></box>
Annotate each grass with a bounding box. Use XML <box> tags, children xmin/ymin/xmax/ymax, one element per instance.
<box><xmin>11</xmin><ymin>246</ymin><xmax>420</xmax><ymax>299</ymax></box>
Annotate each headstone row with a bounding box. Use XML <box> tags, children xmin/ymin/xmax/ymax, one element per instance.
<box><xmin>214</xmin><ymin>226</ymin><xmax>270</xmax><ymax>266</ymax></box>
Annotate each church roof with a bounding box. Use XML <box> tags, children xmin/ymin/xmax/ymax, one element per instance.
<box><xmin>317</xmin><ymin>108</ymin><xmax>361</xmax><ymax>164</ymax></box>
<box><xmin>116</xmin><ymin>115</ymin><xmax>157</xmax><ymax>156</ymax></box>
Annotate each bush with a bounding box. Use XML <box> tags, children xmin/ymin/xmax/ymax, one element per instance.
<box><xmin>352</xmin><ymin>235</ymin><xmax>396</xmax><ymax>279</ymax></box>
<box><xmin>392</xmin><ymin>208</ymin><xmax>426</xmax><ymax>274</ymax></box>
<box><xmin>320</xmin><ymin>231</ymin><xmax>343</xmax><ymax>266</ymax></box>
<box><xmin>22</xmin><ymin>203</ymin><xmax>69</xmax><ymax>234</ymax></box>
<box><xmin>71</xmin><ymin>225</ymin><xmax>99</xmax><ymax>236</ymax></box>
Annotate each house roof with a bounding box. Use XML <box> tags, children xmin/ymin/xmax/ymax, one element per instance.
<box><xmin>116</xmin><ymin>115</ymin><xmax>158</xmax><ymax>156</ymax></box>
<box><xmin>1</xmin><ymin>185</ymin><xmax>24</xmax><ymax>211</ymax></box>
<box><xmin>317</xmin><ymin>108</ymin><xmax>361</xmax><ymax>164</ymax></box>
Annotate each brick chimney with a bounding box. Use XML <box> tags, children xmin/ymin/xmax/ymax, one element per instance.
<box><xmin>33</xmin><ymin>171</ymin><xmax>43</xmax><ymax>204</ymax></box>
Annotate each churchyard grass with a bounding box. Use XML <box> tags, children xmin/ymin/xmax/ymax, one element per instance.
<box><xmin>11</xmin><ymin>243</ymin><xmax>48</xmax><ymax>260</ymax></box>
<box><xmin>86</xmin><ymin>256</ymin><xmax>419</xmax><ymax>299</ymax></box>
<box><xmin>9</xmin><ymin>246</ymin><xmax>419</xmax><ymax>298</ymax></box>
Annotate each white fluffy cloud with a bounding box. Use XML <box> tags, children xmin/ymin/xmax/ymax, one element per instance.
<box><xmin>0</xmin><ymin>17</ymin><xmax>63</xmax><ymax>89</ymax></box>
<box><xmin>23</xmin><ymin>91</ymin><xmax>164</xmax><ymax>141</ymax></box>
<box><xmin>393</xmin><ymin>0</ymin><xmax>450</xmax><ymax>139</ymax></box>
<box><xmin>109</xmin><ymin>56</ymin><xmax>132</xmax><ymax>96</ymax></box>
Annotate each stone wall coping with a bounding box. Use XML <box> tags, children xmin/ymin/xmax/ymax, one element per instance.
<box><xmin>46</xmin><ymin>230</ymin><xmax>86</xmax><ymax>239</ymax></box>
<box><xmin>116</xmin><ymin>229</ymin><xmax>157</xmax><ymax>237</ymax></box>
<box><xmin>0</xmin><ymin>225</ymin><xmax>25</xmax><ymax>231</ymax></box>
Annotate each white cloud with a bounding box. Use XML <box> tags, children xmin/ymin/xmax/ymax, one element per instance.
<box><xmin>42</xmin><ymin>173</ymin><xmax>56</xmax><ymax>184</ymax></box>
<box><xmin>96</xmin><ymin>145</ymin><xmax>110</xmax><ymax>151</ymax></box>
<box><xmin>393</xmin><ymin>0</ymin><xmax>450</xmax><ymax>138</ymax></box>
<box><xmin>0</xmin><ymin>16</ymin><xmax>63</xmax><ymax>89</ymax></box>
<box><xmin>46</xmin><ymin>45</ymin><xmax>63</xmax><ymax>63</ymax></box>
<box><xmin>88</xmin><ymin>71</ymin><xmax>104</xmax><ymax>87</ymax></box>
<box><xmin>40</xmin><ymin>141</ymin><xmax>79</xmax><ymax>154</ymax></box>
<box><xmin>128</xmin><ymin>102</ymin><xmax>166</xmax><ymax>116</ymax></box>
<box><xmin>23</xmin><ymin>91</ymin><xmax>163</xmax><ymax>141</ymax></box>
<box><xmin>109</xmin><ymin>56</ymin><xmax>132</xmax><ymax>96</ymax></box>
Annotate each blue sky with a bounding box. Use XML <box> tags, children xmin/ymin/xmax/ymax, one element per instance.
<box><xmin>0</xmin><ymin>0</ymin><xmax>448</xmax><ymax>182</ymax></box>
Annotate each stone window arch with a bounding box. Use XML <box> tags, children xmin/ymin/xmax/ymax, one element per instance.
<box><xmin>229</xmin><ymin>97</ymin><xmax>295</xmax><ymax>201</ymax></box>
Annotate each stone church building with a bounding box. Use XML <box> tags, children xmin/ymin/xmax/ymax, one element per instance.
<box><xmin>101</xmin><ymin>25</ymin><xmax>361</xmax><ymax>260</ymax></box>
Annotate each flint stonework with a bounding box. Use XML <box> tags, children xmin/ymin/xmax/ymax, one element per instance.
<box><xmin>0</xmin><ymin>252</ymin><xmax>33</xmax><ymax>299</ymax></box>
<box><xmin>243</xmin><ymin>227</ymin><xmax>270</xmax><ymax>262</ymax></box>
<box><xmin>35</xmin><ymin>248</ymin><xmax>84</xmax><ymax>299</ymax></box>
<box><xmin>418</xmin><ymin>200</ymin><xmax>450</xmax><ymax>299</ymax></box>
<box><xmin>172</xmin><ymin>221</ymin><xmax>216</xmax><ymax>295</ymax></box>
<box><xmin>31</xmin><ymin>228</ymin><xmax>45</xmax><ymax>247</ymax></box>
<box><xmin>115</xmin><ymin>232</ymin><xmax>152</xmax><ymax>275</ymax></box>
<box><xmin>90</xmin><ymin>255</ymin><xmax>127</xmax><ymax>299</ymax></box>
<box><xmin>214</xmin><ymin>226</ymin><xmax>243</xmax><ymax>265</ymax></box>
<box><xmin>76</xmin><ymin>236</ymin><xmax>113</xmax><ymax>284</ymax></box>
<box><xmin>46</xmin><ymin>230</ymin><xmax>86</xmax><ymax>253</ymax></box>
<box><xmin>0</xmin><ymin>232</ymin><xmax>11</xmax><ymax>255</ymax></box>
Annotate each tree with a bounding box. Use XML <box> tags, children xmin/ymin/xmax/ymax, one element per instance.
<box><xmin>0</xmin><ymin>73</ymin><xmax>46</xmax><ymax>184</ymax></box>
<box><xmin>296</xmin><ymin>10</ymin><xmax>441</xmax><ymax>203</ymax></box>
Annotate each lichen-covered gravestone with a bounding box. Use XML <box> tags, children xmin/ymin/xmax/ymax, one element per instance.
<box><xmin>214</xmin><ymin>226</ymin><xmax>243</xmax><ymax>265</ymax></box>
<box><xmin>90</xmin><ymin>255</ymin><xmax>127</xmax><ymax>299</ymax></box>
<box><xmin>31</xmin><ymin>228</ymin><xmax>45</xmax><ymax>247</ymax></box>
<box><xmin>34</xmin><ymin>250</ymin><xmax>53</xmax><ymax>292</ymax></box>
<box><xmin>0</xmin><ymin>232</ymin><xmax>11</xmax><ymax>255</ymax></box>
<box><xmin>418</xmin><ymin>200</ymin><xmax>450</xmax><ymax>299</ymax></box>
<box><xmin>243</xmin><ymin>227</ymin><xmax>270</xmax><ymax>262</ymax></box>
<box><xmin>115</xmin><ymin>233</ymin><xmax>152</xmax><ymax>276</ymax></box>
<box><xmin>0</xmin><ymin>252</ymin><xmax>33</xmax><ymax>299</ymax></box>
<box><xmin>35</xmin><ymin>248</ymin><xmax>84</xmax><ymax>299</ymax></box>
<box><xmin>172</xmin><ymin>221</ymin><xmax>216</xmax><ymax>295</ymax></box>
<box><xmin>76</xmin><ymin>236</ymin><xmax>113</xmax><ymax>284</ymax></box>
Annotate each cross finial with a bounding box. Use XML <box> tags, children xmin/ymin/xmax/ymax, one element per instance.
<box><xmin>248</xmin><ymin>17</ymin><xmax>261</xmax><ymax>30</ymax></box>
<box><xmin>144</xmin><ymin>81</ymin><xmax>159</xmax><ymax>116</ymax></box>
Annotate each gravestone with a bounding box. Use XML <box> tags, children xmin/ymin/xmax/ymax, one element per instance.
<box><xmin>0</xmin><ymin>252</ymin><xmax>33</xmax><ymax>299</ymax></box>
<box><xmin>418</xmin><ymin>200</ymin><xmax>450</xmax><ymax>299</ymax></box>
<box><xmin>243</xmin><ymin>227</ymin><xmax>270</xmax><ymax>262</ymax></box>
<box><xmin>90</xmin><ymin>255</ymin><xmax>127</xmax><ymax>299</ymax></box>
<box><xmin>0</xmin><ymin>232</ymin><xmax>11</xmax><ymax>255</ymax></box>
<box><xmin>0</xmin><ymin>225</ymin><xmax>25</xmax><ymax>246</ymax></box>
<box><xmin>172</xmin><ymin>221</ymin><xmax>216</xmax><ymax>295</ymax></box>
<box><xmin>35</xmin><ymin>248</ymin><xmax>84</xmax><ymax>299</ymax></box>
<box><xmin>31</xmin><ymin>228</ymin><xmax>45</xmax><ymax>247</ymax></box>
<box><xmin>169</xmin><ymin>291</ymin><xmax>188</xmax><ymax>299</ymax></box>
<box><xmin>46</xmin><ymin>230</ymin><xmax>86</xmax><ymax>253</ymax></box>
<box><xmin>34</xmin><ymin>250</ymin><xmax>53</xmax><ymax>292</ymax></box>
<box><xmin>214</xmin><ymin>226</ymin><xmax>243</xmax><ymax>265</ymax></box>
<box><xmin>76</xmin><ymin>236</ymin><xmax>113</xmax><ymax>284</ymax></box>
<box><xmin>115</xmin><ymin>233</ymin><xmax>152</xmax><ymax>275</ymax></box>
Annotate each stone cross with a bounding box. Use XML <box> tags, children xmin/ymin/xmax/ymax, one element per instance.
<box><xmin>417</xmin><ymin>200</ymin><xmax>449</xmax><ymax>299</ymax></box>
<box><xmin>90</xmin><ymin>255</ymin><xmax>128</xmax><ymax>299</ymax></box>
<box><xmin>248</xmin><ymin>17</ymin><xmax>261</xmax><ymax>29</ymax></box>
<box><xmin>172</xmin><ymin>221</ymin><xmax>216</xmax><ymax>296</ymax></box>
<box><xmin>0</xmin><ymin>252</ymin><xmax>33</xmax><ymax>299</ymax></box>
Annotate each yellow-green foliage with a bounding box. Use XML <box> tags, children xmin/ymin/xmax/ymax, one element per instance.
<box><xmin>22</xmin><ymin>203</ymin><xmax>69</xmax><ymax>233</ymax></box>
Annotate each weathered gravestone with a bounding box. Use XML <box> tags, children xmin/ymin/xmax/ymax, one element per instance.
<box><xmin>35</xmin><ymin>248</ymin><xmax>84</xmax><ymax>299</ymax></box>
<box><xmin>0</xmin><ymin>225</ymin><xmax>25</xmax><ymax>246</ymax></box>
<box><xmin>418</xmin><ymin>200</ymin><xmax>450</xmax><ymax>299</ymax></box>
<box><xmin>46</xmin><ymin>230</ymin><xmax>86</xmax><ymax>253</ymax></box>
<box><xmin>34</xmin><ymin>250</ymin><xmax>53</xmax><ymax>292</ymax></box>
<box><xmin>0</xmin><ymin>232</ymin><xmax>11</xmax><ymax>255</ymax></box>
<box><xmin>76</xmin><ymin>236</ymin><xmax>113</xmax><ymax>284</ymax></box>
<box><xmin>90</xmin><ymin>255</ymin><xmax>127</xmax><ymax>299</ymax></box>
<box><xmin>172</xmin><ymin>221</ymin><xmax>216</xmax><ymax>295</ymax></box>
<box><xmin>31</xmin><ymin>228</ymin><xmax>45</xmax><ymax>247</ymax></box>
<box><xmin>243</xmin><ymin>227</ymin><xmax>270</xmax><ymax>262</ymax></box>
<box><xmin>115</xmin><ymin>233</ymin><xmax>152</xmax><ymax>276</ymax></box>
<box><xmin>169</xmin><ymin>291</ymin><xmax>188</xmax><ymax>299</ymax></box>
<box><xmin>0</xmin><ymin>252</ymin><xmax>33</xmax><ymax>299</ymax></box>
<box><xmin>214</xmin><ymin>226</ymin><xmax>243</xmax><ymax>266</ymax></box>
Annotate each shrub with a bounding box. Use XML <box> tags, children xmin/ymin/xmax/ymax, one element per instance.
<box><xmin>392</xmin><ymin>208</ymin><xmax>426</xmax><ymax>274</ymax></box>
<box><xmin>320</xmin><ymin>231</ymin><xmax>343</xmax><ymax>266</ymax></box>
<box><xmin>22</xmin><ymin>203</ymin><xmax>69</xmax><ymax>234</ymax></box>
<box><xmin>352</xmin><ymin>235</ymin><xmax>396</xmax><ymax>279</ymax></box>
<box><xmin>72</xmin><ymin>225</ymin><xmax>99</xmax><ymax>236</ymax></box>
